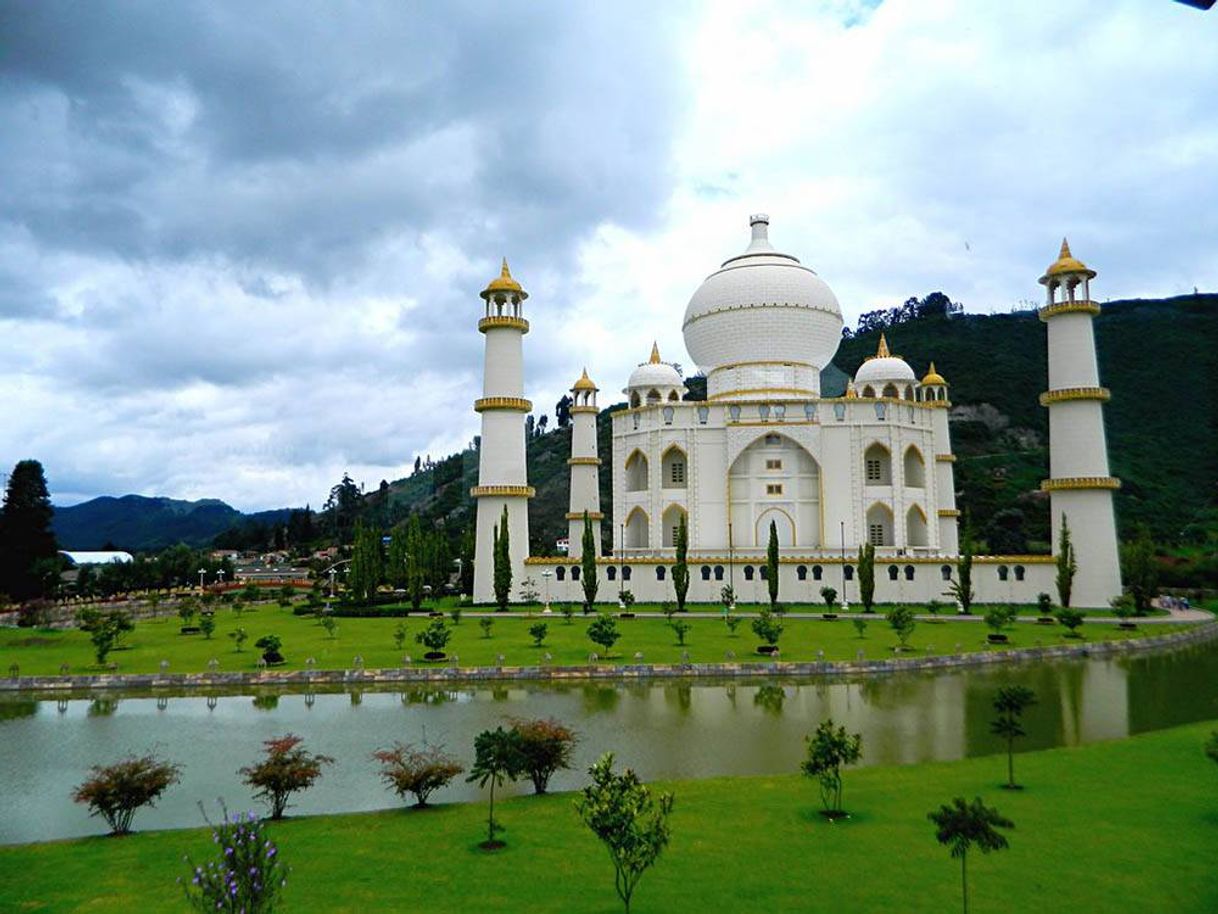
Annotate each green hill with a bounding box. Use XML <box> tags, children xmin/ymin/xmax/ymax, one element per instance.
<box><xmin>385</xmin><ymin>293</ymin><xmax>1217</xmax><ymax>554</ymax></box>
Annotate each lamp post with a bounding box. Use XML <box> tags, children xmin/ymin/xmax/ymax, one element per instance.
<box><xmin>216</xmin><ymin>569</ymin><xmax>225</xmax><ymax>587</ymax></box>
<box><xmin>542</xmin><ymin>569</ymin><xmax>553</xmax><ymax>613</ymax></box>
<box><xmin>198</xmin><ymin>568</ymin><xmax>206</xmax><ymax>591</ymax></box>
<box><xmin>840</xmin><ymin>520</ymin><xmax>849</xmax><ymax>612</ymax></box>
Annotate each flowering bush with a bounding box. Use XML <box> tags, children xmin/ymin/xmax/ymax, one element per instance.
<box><xmin>182</xmin><ymin>808</ymin><xmax>287</xmax><ymax>914</ymax></box>
<box><xmin>71</xmin><ymin>753</ymin><xmax>180</xmax><ymax>835</ymax></box>
<box><xmin>239</xmin><ymin>734</ymin><xmax>334</xmax><ymax>820</ymax></box>
<box><xmin>373</xmin><ymin>743</ymin><xmax>464</xmax><ymax>808</ymax></box>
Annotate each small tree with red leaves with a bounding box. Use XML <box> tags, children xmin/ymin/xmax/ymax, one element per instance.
<box><xmin>510</xmin><ymin>717</ymin><xmax>578</xmax><ymax>794</ymax></box>
<box><xmin>373</xmin><ymin>743</ymin><xmax>464</xmax><ymax>809</ymax></box>
<box><xmin>72</xmin><ymin>753</ymin><xmax>181</xmax><ymax>835</ymax></box>
<box><xmin>239</xmin><ymin>734</ymin><xmax>334</xmax><ymax>820</ymax></box>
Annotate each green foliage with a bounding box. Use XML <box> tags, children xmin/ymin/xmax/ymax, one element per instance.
<box><xmin>242</xmin><ymin>584</ymin><xmax>260</xmax><ymax>604</ymax></box>
<box><xmin>449</xmin><ymin>606</ymin><xmax>462</xmax><ymax>626</ymax></box>
<box><xmin>393</xmin><ymin>621</ymin><xmax>409</xmax><ymax>650</ymax></box>
<box><xmin>720</xmin><ymin>585</ymin><xmax>735</xmax><ymax>611</ymax></box>
<box><xmin>928</xmin><ymin>796</ymin><xmax>1014</xmax><ymax>914</ymax></box>
<box><xmin>672</xmin><ymin>514</ymin><xmax>690</xmax><ymax>614</ymax></box>
<box><xmin>618</xmin><ymin>590</ymin><xmax>636</xmax><ymax>609</ymax></box>
<box><xmin>886</xmin><ymin>605</ymin><xmax>917</xmax><ymax>650</ymax></box>
<box><xmin>467</xmin><ymin>727</ymin><xmax>525</xmax><ymax>845</ymax></box>
<box><xmin>991</xmin><ymin>686</ymin><xmax>1037</xmax><ymax>789</ymax></box>
<box><xmin>948</xmin><ymin>540</ymin><xmax>975</xmax><ymax>614</ymax></box>
<box><xmin>1121</xmin><ymin>532</ymin><xmax>1159</xmax><ymax>614</ymax></box>
<box><xmin>751</xmin><ymin>609</ymin><xmax>784</xmax><ymax>647</ymax></box>
<box><xmin>820</xmin><ymin>586</ymin><xmax>837</xmax><ymax>608</ymax></box>
<box><xmin>459</xmin><ymin>526</ymin><xmax>475</xmax><ymax>597</ymax></box>
<box><xmin>0</xmin><ymin>459</ymin><xmax>58</xmax><ymax>601</ymax></box>
<box><xmin>479</xmin><ymin>617</ymin><xmax>494</xmax><ymax>639</ymax></box>
<box><xmin>801</xmin><ymin>719</ymin><xmax>863</xmax><ymax>815</ymax></box>
<box><xmin>984</xmin><ymin>605</ymin><xmax>1017</xmax><ymax>635</ymax></box>
<box><xmin>510</xmin><ymin>717</ymin><xmax>577</xmax><ymax>795</ymax></box>
<box><xmin>239</xmin><ymin>734</ymin><xmax>333</xmax><ymax>820</ymax></box>
<box><xmin>529</xmin><ymin>622</ymin><xmax>548</xmax><ymax>647</ymax></box>
<box><xmin>76</xmin><ymin>608</ymin><xmax>134</xmax><ymax>665</ymax></box>
<box><xmin>182</xmin><ymin>807</ymin><xmax>286</xmax><ymax>914</ymax></box>
<box><xmin>320</xmin><ymin>616</ymin><xmax>338</xmax><ymax>640</ymax></box>
<box><xmin>1036</xmin><ymin>592</ymin><xmax>1054</xmax><ymax>616</ymax></box>
<box><xmin>927</xmin><ymin>599</ymin><xmax>944</xmax><ymax>616</ymax></box>
<box><xmin>857</xmin><ymin>542</ymin><xmax>876</xmax><ymax>613</ymax></box>
<box><xmin>581</xmin><ymin>513</ymin><xmax>599</xmax><ymax>610</ymax></box>
<box><xmin>71</xmin><ymin>753</ymin><xmax>181</xmax><ymax>835</ymax></box>
<box><xmin>1055</xmin><ymin>606</ymin><xmax>1085</xmax><ymax>636</ymax></box>
<box><xmin>348</xmin><ymin>519</ymin><xmax>384</xmax><ymax>605</ymax></box>
<box><xmin>560</xmin><ymin>603</ymin><xmax>575</xmax><ymax>624</ymax></box>
<box><xmin>574</xmin><ymin>753</ymin><xmax>674</xmax><ymax>914</ymax></box>
<box><xmin>386</xmin><ymin>527</ymin><xmax>409</xmax><ymax>591</ymax></box>
<box><xmin>178</xmin><ymin>600</ymin><xmax>198</xmax><ymax>626</ymax></box>
<box><xmin>406</xmin><ymin>515</ymin><xmax>426</xmax><ymax>612</ymax></box>
<box><xmin>229</xmin><ymin>626</ymin><xmax>248</xmax><ymax>652</ymax></box>
<box><xmin>254</xmin><ymin>634</ymin><xmax>283</xmax><ymax>661</ymax></box>
<box><xmin>493</xmin><ymin>506</ymin><xmax>512</xmax><ymax>611</ymax></box>
<box><xmin>199</xmin><ymin>614</ymin><xmax>216</xmax><ymax>640</ymax></box>
<box><xmin>1056</xmin><ymin>516</ymin><xmax>1077</xmax><ymax>609</ymax></box>
<box><xmin>852</xmin><ymin>617</ymin><xmax>867</xmax><ymax>639</ymax></box>
<box><xmin>766</xmin><ymin>521</ymin><xmax>780</xmax><ymax>608</ymax></box>
<box><xmin>1205</xmin><ymin>732</ymin><xmax>1218</xmax><ymax>768</ymax></box>
<box><xmin>669</xmin><ymin>618</ymin><xmax>691</xmax><ymax>646</ymax></box>
<box><xmin>724</xmin><ymin>614</ymin><xmax>741</xmax><ymax>636</ymax></box>
<box><xmin>415</xmin><ymin>618</ymin><xmax>452</xmax><ymax>655</ymax></box>
<box><xmin>586</xmin><ymin>614</ymin><xmax>621</xmax><ymax>656</ymax></box>
<box><xmin>373</xmin><ymin>743</ymin><xmax>464</xmax><ymax>808</ymax></box>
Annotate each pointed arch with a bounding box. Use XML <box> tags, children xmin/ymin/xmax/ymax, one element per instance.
<box><xmin>624</xmin><ymin>506</ymin><xmax>650</xmax><ymax>549</ymax></box>
<box><xmin>646</xmin><ymin>388</ymin><xmax>662</xmax><ymax>403</ymax></box>
<box><xmin>861</xmin><ymin>385</ymin><xmax>876</xmax><ymax>398</ymax></box>
<box><xmin>903</xmin><ymin>445</ymin><xmax>926</xmax><ymax>488</ymax></box>
<box><xmin>755</xmin><ymin>506</ymin><xmax>795</xmax><ymax>546</ymax></box>
<box><xmin>624</xmin><ymin>449</ymin><xmax>649</xmax><ymax>492</ymax></box>
<box><xmin>863</xmin><ymin>442</ymin><xmax>892</xmax><ymax>485</ymax></box>
<box><xmin>629</xmin><ymin>391</ymin><xmax>641</xmax><ymax>409</ymax></box>
<box><xmin>865</xmin><ymin>501</ymin><xmax>894</xmax><ymax>547</ymax></box>
<box><xmin>906</xmin><ymin>503</ymin><xmax>928</xmax><ymax>547</ymax></box>
<box><xmin>728</xmin><ymin>431</ymin><xmax>821</xmax><ymax>548</ymax></box>
<box><xmin>661</xmin><ymin>443</ymin><xmax>688</xmax><ymax>489</ymax></box>
<box><xmin>667</xmin><ymin>390</ymin><xmax>680</xmax><ymax>401</ymax></box>
<box><xmin>661</xmin><ymin>503</ymin><xmax>687</xmax><ymax>548</ymax></box>
<box><xmin>881</xmin><ymin>383</ymin><xmax>899</xmax><ymax>399</ymax></box>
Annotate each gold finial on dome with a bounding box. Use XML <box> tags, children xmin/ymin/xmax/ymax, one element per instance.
<box><xmin>572</xmin><ymin>367</ymin><xmax>598</xmax><ymax>391</ymax></box>
<box><xmin>480</xmin><ymin>257</ymin><xmax>528</xmax><ymax>300</ymax></box>
<box><xmin>845</xmin><ymin>382</ymin><xmax>858</xmax><ymax>399</ymax></box>
<box><xmin>876</xmin><ymin>333</ymin><xmax>891</xmax><ymax>359</ymax></box>
<box><xmin>1041</xmin><ymin>237</ymin><xmax>1096</xmax><ymax>281</ymax></box>
<box><xmin>921</xmin><ymin>361</ymin><xmax>947</xmax><ymax>386</ymax></box>
<box><xmin>649</xmin><ymin>341</ymin><xmax>662</xmax><ymax>364</ymax></box>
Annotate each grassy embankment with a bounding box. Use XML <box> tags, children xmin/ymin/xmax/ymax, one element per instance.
<box><xmin>0</xmin><ymin>602</ymin><xmax>1199</xmax><ymax>677</ymax></box>
<box><xmin>1</xmin><ymin>719</ymin><xmax>1215</xmax><ymax>912</ymax></box>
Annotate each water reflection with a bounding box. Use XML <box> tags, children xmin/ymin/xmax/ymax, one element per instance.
<box><xmin>3</xmin><ymin>641</ymin><xmax>1218</xmax><ymax>844</ymax></box>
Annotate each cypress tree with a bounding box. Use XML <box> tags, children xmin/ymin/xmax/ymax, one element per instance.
<box><xmin>766</xmin><ymin>520</ymin><xmax>780</xmax><ymax>608</ymax></box>
<box><xmin>459</xmin><ymin>525</ymin><xmax>475</xmax><ymax>596</ymax></box>
<box><xmin>1055</xmin><ymin>515</ymin><xmax>1077</xmax><ymax>608</ymax></box>
<box><xmin>672</xmin><ymin>513</ymin><xmax>689</xmax><ymax>613</ymax></box>
<box><xmin>405</xmin><ymin>515</ymin><xmax>425</xmax><ymax>611</ymax></box>
<box><xmin>857</xmin><ymin>541</ymin><xmax>876</xmax><ymax>614</ymax></box>
<box><xmin>581</xmin><ymin>511</ymin><xmax>599</xmax><ymax>612</ymax></box>
<box><xmin>387</xmin><ymin>527</ymin><xmax>409</xmax><ymax>590</ymax></box>
<box><xmin>347</xmin><ymin>520</ymin><xmax>383</xmax><ymax>605</ymax></box>
<box><xmin>0</xmin><ymin>460</ymin><xmax>59</xmax><ymax>600</ymax></box>
<box><xmin>493</xmin><ymin>505</ymin><xmax>512</xmax><ymax>610</ymax></box>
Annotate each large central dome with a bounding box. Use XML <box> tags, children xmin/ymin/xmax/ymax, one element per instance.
<box><xmin>682</xmin><ymin>215</ymin><xmax>843</xmax><ymax>400</ymax></box>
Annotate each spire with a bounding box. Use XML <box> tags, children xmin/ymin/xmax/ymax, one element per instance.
<box><xmin>1059</xmin><ymin>238</ymin><xmax>1072</xmax><ymax>260</ymax></box>
<box><xmin>573</xmin><ymin>367</ymin><xmax>598</xmax><ymax>391</ymax></box>
<box><xmin>922</xmin><ymin>361</ymin><xmax>947</xmax><ymax>386</ymax></box>
<box><xmin>649</xmin><ymin>341</ymin><xmax>662</xmax><ymax>364</ymax></box>
<box><xmin>876</xmin><ymin>333</ymin><xmax>892</xmax><ymax>359</ymax></box>
<box><xmin>480</xmin><ymin>257</ymin><xmax>526</xmax><ymax>299</ymax></box>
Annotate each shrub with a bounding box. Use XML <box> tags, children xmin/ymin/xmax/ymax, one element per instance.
<box><xmin>820</xmin><ymin>586</ymin><xmax>837</xmax><ymax>608</ymax></box>
<box><xmin>450</xmin><ymin>607</ymin><xmax>463</xmax><ymax>626</ymax></box>
<box><xmin>254</xmin><ymin>635</ymin><xmax>284</xmax><ymax>664</ymax></box>
<box><xmin>751</xmin><ymin>609</ymin><xmax>784</xmax><ymax>647</ymax></box>
<box><xmin>178</xmin><ymin>601</ymin><xmax>198</xmax><ymax>627</ymax></box>
<box><xmin>720</xmin><ymin>585</ymin><xmax>735</xmax><ymax>611</ymax></box>
<box><xmin>479</xmin><ymin>617</ymin><xmax>495</xmax><ymax>639</ymax></box>
<box><xmin>618</xmin><ymin>590</ymin><xmax>636</xmax><ymax>609</ymax></box>
<box><xmin>181</xmin><ymin>807</ymin><xmax>287</xmax><ymax>914</ymax></box>
<box><xmin>71</xmin><ymin>753</ymin><xmax>181</xmax><ymax>835</ymax></box>
<box><xmin>529</xmin><ymin>621</ymin><xmax>548</xmax><ymax>647</ymax></box>
<box><xmin>76</xmin><ymin>608</ymin><xmax>134</xmax><ymax>665</ymax></box>
<box><xmin>320</xmin><ymin>616</ymin><xmax>338</xmax><ymax>639</ymax></box>
<box><xmin>1036</xmin><ymin>592</ymin><xmax>1053</xmax><ymax>616</ymax></box>
<box><xmin>393</xmin><ymin>621</ymin><xmax>409</xmax><ymax>650</ymax></box>
<box><xmin>927</xmin><ymin>599</ymin><xmax>944</xmax><ymax>616</ymax></box>
<box><xmin>852</xmin><ymin>617</ymin><xmax>867</xmax><ymax>639</ymax></box>
<box><xmin>886</xmin><ymin>605</ymin><xmax>917</xmax><ymax>649</ymax></box>
<box><xmin>1055</xmin><ymin>606</ymin><xmax>1085</xmax><ymax>637</ymax></box>
<box><xmin>510</xmin><ymin>717</ymin><xmax>578</xmax><ymax>794</ymax></box>
<box><xmin>199</xmin><ymin>614</ymin><xmax>216</xmax><ymax>640</ymax></box>
<box><xmin>373</xmin><ymin>743</ymin><xmax>464</xmax><ymax>808</ymax></box>
<box><xmin>468</xmin><ymin>727</ymin><xmax>525</xmax><ymax>847</ymax></box>
<box><xmin>560</xmin><ymin>604</ymin><xmax>575</xmax><ymax>624</ymax></box>
<box><xmin>229</xmin><ymin>627</ymin><xmax>248</xmax><ymax>652</ymax></box>
<box><xmin>669</xmin><ymin>618</ymin><xmax>691</xmax><ymax>646</ymax></box>
<box><xmin>415</xmin><ymin>618</ymin><xmax>452</xmax><ymax>655</ymax></box>
<box><xmin>17</xmin><ymin>599</ymin><xmax>52</xmax><ymax>628</ymax></box>
<box><xmin>802</xmin><ymin>719</ymin><xmax>863</xmax><ymax>816</ymax></box>
<box><xmin>1110</xmin><ymin>593</ymin><xmax>1137</xmax><ymax>622</ymax></box>
<box><xmin>725</xmin><ymin>614</ymin><xmax>742</xmax><ymax>635</ymax></box>
<box><xmin>239</xmin><ymin>734</ymin><xmax>334</xmax><ymax>820</ymax></box>
<box><xmin>587</xmin><ymin>614</ymin><xmax>621</xmax><ymax>656</ymax></box>
<box><xmin>984</xmin><ymin>605</ymin><xmax>1017</xmax><ymax>636</ymax></box>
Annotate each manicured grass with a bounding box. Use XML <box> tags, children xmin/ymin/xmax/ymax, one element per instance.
<box><xmin>2</xmin><ymin>719</ymin><xmax>1215</xmax><ymax>912</ymax></box>
<box><xmin>0</xmin><ymin>606</ymin><xmax>1195</xmax><ymax>677</ymax></box>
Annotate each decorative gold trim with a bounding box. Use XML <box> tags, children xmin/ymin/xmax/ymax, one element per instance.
<box><xmin>474</xmin><ymin>397</ymin><xmax>532</xmax><ymax>413</ymax></box>
<box><xmin>709</xmin><ymin>359</ymin><xmax>814</xmax><ymax>374</ymax></box>
<box><xmin>723</xmin><ymin>420</ymin><xmax>817</xmax><ymax>428</ymax></box>
<box><xmin>1039</xmin><ymin>387</ymin><xmax>1111</xmax><ymax>406</ymax></box>
<box><xmin>1040</xmin><ymin>476</ymin><xmax>1121</xmax><ymax>492</ymax></box>
<box><xmin>470</xmin><ymin>485</ymin><xmax>535</xmax><ymax>498</ymax></box>
<box><xmin>935</xmin><ymin>454</ymin><xmax>957</xmax><ymax>463</ymax></box>
<box><xmin>922</xmin><ymin>400</ymin><xmax>952</xmax><ymax>409</ymax></box>
<box><xmin>478</xmin><ymin>316</ymin><xmax>530</xmax><ymax>333</ymax></box>
<box><xmin>567</xmin><ymin>457</ymin><xmax>601</xmax><ymax>466</ymax></box>
<box><xmin>938</xmin><ymin>509</ymin><xmax>961</xmax><ymax>517</ymax></box>
<box><xmin>523</xmin><ymin>554</ymin><xmax>1057</xmax><ymax>566</ymax></box>
<box><xmin>565</xmin><ymin>511</ymin><xmax>605</xmax><ymax>521</ymax></box>
<box><xmin>1038</xmin><ymin>301</ymin><xmax>1100</xmax><ymax>321</ymax></box>
<box><xmin>570</xmin><ymin>405</ymin><xmax>598</xmax><ymax>415</ymax></box>
<box><xmin>709</xmin><ymin>387</ymin><xmax>816</xmax><ymax>400</ymax></box>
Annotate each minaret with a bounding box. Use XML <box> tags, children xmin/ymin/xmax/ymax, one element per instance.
<box><xmin>472</xmin><ymin>259</ymin><xmax>534</xmax><ymax>604</ymax></box>
<box><xmin>921</xmin><ymin>363</ymin><xmax>959</xmax><ymax>553</ymax></box>
<box><xmin>1038</xmin><ymin>240</ymin><xmax>1121</xmax><ymax>607</ymax></box>
<box><xmin>566</xmin><ymin>368</ymin><xmax>603</xmax><ymax>559</ymax></box>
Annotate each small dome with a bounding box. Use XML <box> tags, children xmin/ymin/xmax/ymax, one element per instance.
<box><xmin>921</xmin><ymin>362</ymin><xmax>947</xmax><ymax>386</ymax></box>
<box><xmin>1039</xmin><ymin>238</ymin><xmax>1095</xmax><ymax>283</ymax></box>
<box><xmin>626</xmin><ymin>343</ymin><xmax>683</xmax><ymax>391</ymax></box>
<box><xmin>481</xmin><ymin>258</ymin><xmax>527</xmax><ymax>300</ymax></box>
<box><xmin>854</xmin><ymin>334</ymin><xmax>916</xmax><ymax>387</ymax></box>
<box><xmin>572</xmin><ymin>367</ymin><xmax>598</xmax><ymax>391</ymax></box>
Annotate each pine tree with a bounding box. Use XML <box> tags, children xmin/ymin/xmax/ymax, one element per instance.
<box><xmin>405</xmin><ymin>515</ymin><xmax>425</xmax><ymax>611</ymax></box>
<box><xmin>459</xmin><ymin>526</ymin><xmax>475</xmax><ymax>596</ymax></box>
<box><xmin>1055</xmin><ymin>515</ymin><xmax>1077</xmax><ymax>608</ymax></box>
<box><xmin>347</xmin><ymin>520</ymin><xmax>383</xmax><ymax>604</ymax></box>
<box><xmin>493</xmin><ymin>505</ymin><xmax>512</xmax><ymax>610</ymax></box>
<box><xmin>581</xmin><ymin>512</ymin><xmax>599</xmax><ymax>612</ymax></box>
<box><xmin>766</xmin><ymin>520</ymin><xmax>780</xmax><ymax>608</ymax></box>
<box><xmin>386</xmin><ymin>527</ymin><xmax>409</xmax><ymax>590</ymax></box>
<box><xmin>672</xmin><ymin>514</ymin><xmax>689</xmax><ymax>613</ymax></box>
<box><xmin>0</xmin><ymin>460</ymin><xmax>59</xmax><ymax>600</ymax></box>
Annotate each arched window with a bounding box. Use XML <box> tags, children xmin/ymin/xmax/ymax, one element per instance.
<box><xmin>622</xmin><ymin>566</ymin><xmax>632</xmax><ymax>581</ymax></box>
<box><xmin>844</xmin><ymin>566</ymin><xmax>854</xmax><ymax>581</ymax></box>
<box><xmin>866</xmin><ymin>503</ymin><xmax>894</xmax><ymax>547</ymax></box>
<box><xmin>625</xmin><ymin>451</ymin><xmax>649</xmax><ymax>492</ymax></box>
<box><xmin>556</xmin><ymin>566</ymin><xmax>565</xmax><ymax>581</ymax></box>
<box><xmin>904</xmin><ymin>447</ymin><xmax>926</xmax><ymax>488</ymax></box>
<box><xmin>862</xmin><ymin>385</ymin><xmax>876</xmax><ymax>398</ymax></box>
<box><xmin>813</xmin><ymin>565</ymin><xmax>823</xmax><ymax>581</ymax></box>
<box><xmin>714</xmin><ymin>565</ymin><xmax>724</xmax><ymax>581</ymax></box>
<box><xmin>629</xmin><ymin>391</ymin><xmax>641</xmax><ymax>409</ymax></box>
<box><xmin>662</xmin><ymin>504</ymin><xmax>687</xmax><ymax>548</ymax></box>
<box><xmin>743</xmin><ymin>566</ymin><xmax>755</xmax><ymax>581</ymax></box>
<box><xmin>662</xmin><ymin>406</ymin><xmax>674</xmax><ymax>425</ymax></box>
<box><xmin>700</xmin><ymin>565</ymin><xmax>711</xmax><ymax>581</ymax></box>
<box><xmin>571</xmin><ymin>566</ymin><xmax>580</xmax><ymax>581</ymax></box>
<box><xmin>697</xmin><ymin>406</ymin><xmax>709</xmax><ymax>425</ymax></box>
<box><xmin>607</xmin><ymin>566</ymin><xmax>616</xmax><ymax>581</ymax></box>
<box><xmin>729</xmin><ymin>405</ymin><xmax>742</xmax><ymax>422</ymax></box>
<box><xmin>646</xmin><ymin>389</ymin><xmax>661</xmax><ymax>404</ymax></box>
<box><xmin>886</xmin><ymin>564</ymin><xmax>898</xmax><ymax>581</ymax></box>
<box><xmin>796</xmin><ymin>565</ymin><xmax>807</xmax><ymax>581</ymax></box>
<box><xmin>906</xmin><ymin>504</ymin><xmax>928</xmax><ymax>547</ymax></box>
<box><xmin>904</xmin><ymin>385</ymin><xmax>914</xmax><ymax>400</ymax></box>
<box><xmin>882</xmin><ymin>383</ymin><xmax>899</xmax><ymax>399</ymax></box>
<box><xmin>667</xmin><ymin>390</ymin><xmax>679</xmax><ymax>402</ymax></box>
<box><xmin>624</xmin><ymin>507</ymin><xmax>649</xmax><ymax>549</ymax></box>
<box><xmin>998</xmin><ymin>565</ymin><xmax>1009</xmax><ymax>581</ymax></box>
<box><xmin>940</xmin><ymin>564</ymin><xmax>952</xmax><ymax>581</ymax></box>
<box><xmin>758</xmin><ymin>404</ymin><xmax>771</xmax><ymax>420</ymax></box>
<box><xmin>760</xmin><ymin>565</ymin><xmax>768</xmax><ymax>580</ymax></box>
<box><xmin>656</xmin><ymin>566</ymin><xmax>666</xmax><ymax>581</ymax></box>
<box><xmin>662</xmin><ymin>446</ymin><xmax>688</xmax><ymax>489</ymax></box>
<box><xmin>1014</xmin><ymin>565</ymin><xmax>1025</xmax><ymax>581</ymax></box>
<box><xmin>904</xmin><ymin>565</ymin><xmax>915</xmax><ymax>581</ymax></box>
<box><xmin>864</xmin><ymin>443</ymin><xmax>892</xmax><ymax>485</ymax></box>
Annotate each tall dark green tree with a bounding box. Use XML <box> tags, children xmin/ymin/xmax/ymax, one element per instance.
<box><xmin>459</xmin><ymin>525</ymin><xmax>475</xmax><ymax>596</ymax></box>
<box><xmin>766</xmin><ymin>520</ymin><xmax>779</xmax><ymax>608</ymax></box>
<box><xmin>949</xmin><ymin>538</ymin><xmax>975</xmax><ymax>614</ymax></box>
<box><xmin>347</xmin><ymin>520</ymin><xmax>383</xmax><ymax>604</ymax></box>
<box><xmin>405</xmin><ymin>515</ymin><xmax>425</xmax><ymax>611</ymax></box>
<box><xmin>0</xmin><ymin>460</ymin><xmax>59</xmax><ymax>600</ymax></box>
<box><xmin>672</xmin><ymin>514</ymin><xmax>689</xmax><ymax>614</ymax></box>
<box><xmin>1120</xmin><ymin>530</ymin><xmax>1158</xmax><ymax>615</ymax></box>
<box><xmin>386</xmin><ymin>527</ymin><xmax>409</xmax><ymax>591</ymax></box>
<box><xmin>990</xmin><ymin>686</ymin><xmax>1037</xmax><ymax>789</ymax></box>
<box><xmin>857</xmin><ymin>542</ymin><xmax>876</xmax><ymax>613</ymax></box>
<box><xmin>1055</xmin><ymin>515</ymin><xmax>1077</xmax><ymax>609</ymax></box>
<box><xmin>581</xmin><ymin>512</ymin><xmax>599</xmax><ymax>612</ymax></box>
<box><xmin>493</xmin><ymin>505</ymin><xmax>512</xmax><ymax>610</ymax></box>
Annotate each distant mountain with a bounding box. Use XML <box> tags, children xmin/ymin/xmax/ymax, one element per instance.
<box><xmin>52</xmin><ymin>494</ymin><xmax>294</xmax><ymax>552</ymax></box>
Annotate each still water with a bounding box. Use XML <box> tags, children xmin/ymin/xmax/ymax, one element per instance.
<box><xmin>3</xmin><ymin>643</ymin><xmax>1218</xmax><ymax>844</ymax></box>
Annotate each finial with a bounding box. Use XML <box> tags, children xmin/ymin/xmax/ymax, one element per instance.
<box><xmin>480</xmin><ymin>256</ymin><xmax>526</xmax><ymax>299</ymax></box>
<box><xmin>500</xmin><ymin>257</ymin><xmax>512</xmax><ymax>279</ymax></box>
<box><xmin>649</xmin><ymin>341</ymin><xmax>662</xmax><ymax>364</ymax></box>
<box><xmin>929</xmin><ymin>360</ymin><xmax>937</xmax><ymax>374</ymax></box>
<box><xmin>876</xmin><ymin>333</ymin><xmax>891</xmax><ymax>359</ymax></box>
<box><xmin>1059</xmin><ymin>238</ymin><xmax>1071</xmax><ymax>259</ymax></box>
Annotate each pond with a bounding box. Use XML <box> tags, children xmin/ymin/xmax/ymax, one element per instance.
<box><xmin>3</xmin><ymin>641</ymin><xmax>1218</xmax><ymax>844</ymax></box>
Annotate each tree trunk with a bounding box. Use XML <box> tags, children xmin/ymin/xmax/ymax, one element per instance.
<box><xmin>487</xmin><ymin>782</ymin><xmax>495</xmax><ymax>843</ymax></box>
<box><xmin>961</xmin><ymin>852</ymin><xmax>968</xmax><ymax>914</ymax></box>
<box><xmin>1008</xmin><ymin>735</ymin><xmax>1015</xmax><ymax>788</ymax></box>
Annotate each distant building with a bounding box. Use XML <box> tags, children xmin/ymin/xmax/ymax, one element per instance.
<box><xmin>59</xmin><ymin>551</ymin><xmax>133</xmax><ymax>566</ymax></box>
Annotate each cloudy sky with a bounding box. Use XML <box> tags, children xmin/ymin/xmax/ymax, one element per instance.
<box><xmin>2</xmin><ymin>0</ymin><xmax>1215</xmax><ymax>511</ymax></box>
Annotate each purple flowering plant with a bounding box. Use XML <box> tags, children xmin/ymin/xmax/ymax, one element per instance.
<box><xmin>180</xmin><ymin>805</ymin><xmax>287</xmax><ymax>914</ymax></box>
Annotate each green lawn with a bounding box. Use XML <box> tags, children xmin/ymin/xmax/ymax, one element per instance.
<box><xmin>2</xmin><ymin>719</ymin><xmax>1215</xmax><ymax>912</ymax></box>
<box><xmin>0</xmin><ymin>605</ymin><xmax>1195</xmax><ymax>677</ymax></box>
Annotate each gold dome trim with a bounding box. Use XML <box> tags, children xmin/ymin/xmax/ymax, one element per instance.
<box><xmin>1040</xmin><ymin>476</ymin><xmax>1121</xmax><ymax>492</ymax></box>
<box><xmin>474</xmin><ymin>397</ymin><xmax>532</xmax><ymax>413</ymax></box>
<box><xmin>921</xmin><ymin>361</ymin><xmax>948</xmax><ymax>386</ymax></box>
<box><xmin>572</xmin><ymin>367</ymin><xmax>598</xmax><ymax>391</ymax></box>
<box><xmin>567</xmin><ymin>457</ymin><xmax>601</xmax><ymax>466</ymax></box>
<box><xmin>565</xmin><ymin>511</ymin><xmax>605</xmax><ymax>521</ymax></box>
<box><xmin>570</xmin><ymin>405</ymin><xmax>599</xmax><ymax>415</ymax></box>
<box><xmin>480</xmin><ymin>258</ymin><xmax>528</xmax><ymax>300</ymax></box>
<box><xmin>478</xmin><ymin>316</ymin><xmax>530</xmax><ymax>334</ymax></box>
<box><xmin>1038</xmin><ymin>301</ymin><xmax>1101</xmax><ymax>321</ymax></box>
<box><xmin>470</xmin><ymin>485</ymin><xmax>535</xmax><ymax>498</ymax></box>
<box><xmin>1039</xmin><ymin>387</ymin><xmax>1111</xmax><ymax>407</ymax></box>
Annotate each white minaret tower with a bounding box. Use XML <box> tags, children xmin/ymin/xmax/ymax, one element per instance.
<box><xmin>472</xmin><ymin>259</ymin><xmax>533</xmax><ymax>604</ymax></box>
<box><xmin>920</xmin><ymin>363</ymin><xmax>960</xmax><ymax>553</ymax></box>
<box><xmin>1038</xmin><ymin>239</ymin><xmax>1122</xmax><ymax>608</ymax></box>
<box><xmin>566</xmin><ymin>369</ymin><xmax>603</xmax><ymax>559</ymax></box>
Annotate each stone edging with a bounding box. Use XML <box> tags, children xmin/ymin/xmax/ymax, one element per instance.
<box><xmin>2</xmin><ymin>622</ymin><xmax>1215</xmax><ymax>694</ymax></box>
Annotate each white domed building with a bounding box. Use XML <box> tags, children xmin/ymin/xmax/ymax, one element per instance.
<box><xmin>472</xmin><ymin>216</ymin><xmax>1120</xmax><ymax>607</ymax></box>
